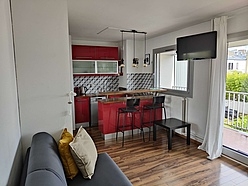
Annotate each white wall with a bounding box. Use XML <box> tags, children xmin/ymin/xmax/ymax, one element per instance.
<box><xmin>125</xmin><ymin>40</ymin><xmax>153</xmax><ymax>73</ymax></box>
<box><xmin>118</xmin><ymin>39</ymin><xmax>151</xmax><ymax>88</ymax></box>
<box><xmin>148</xmin><ymin>21</ymin><xmax>212</xmax><ymax>141</ymax></box>
<box><xmin>11</xmin><ymin>0</ymin><xmax>73</xmax><ymax>154</ymax></box>
<box><xmin>0</xmin><ymin>0</ymin><xmax>22</xmax><ymax>185</ymax></box>
<box><xmin>227</xmin><ymin>6</ymin><xmax>248</xmax><ymax>35</ymax></box>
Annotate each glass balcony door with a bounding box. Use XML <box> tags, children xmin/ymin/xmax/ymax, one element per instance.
<box><xmin>223</xmin><ymin>39</ymin><xmax>248</xmax><ymax>165</ymax></box>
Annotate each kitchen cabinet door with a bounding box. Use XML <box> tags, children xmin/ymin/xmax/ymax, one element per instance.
<box><xmin>96</xmin><ymin>61</ymin><xmax>118</xmax><ymax>74</ymax></box>
<box><xmin>96</xmin><ymin>46</ymin><xmax>118</xmax><ymax>60</ymax></box>
<box><xmin>72</xmin><ymin>45</ymin><xmax>96</xmax><ymax>60</ymax></box>
<box><xmin>74</xmin><ymin>96</ymin><xmax>90</xmax><ymax>123</ymax></box>
<box><xmin>73</xmin><ymin>60</ymin><xmax>95</xmax><ymax>74</ymax></box>
<box><xmin>73</xmin><ymin>60</ymin><xmax>118</xmax><ymax>74</ymax></box>
<box><xmin>72</xmin><ymin>45</ymin><xmax>118</xmax><ymax>60</ymax></box>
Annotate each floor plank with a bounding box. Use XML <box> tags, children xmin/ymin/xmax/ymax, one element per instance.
<box><xmin>83</xmin><ymin>127</ymin><xmax>248</xmax><ymax>186</ymax></box>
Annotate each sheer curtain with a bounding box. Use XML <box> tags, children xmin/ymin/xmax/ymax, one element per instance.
<box><xmin>198</xmin><ymin>16</ymin><xmax>227</xmax><ymax>160</ymax></box>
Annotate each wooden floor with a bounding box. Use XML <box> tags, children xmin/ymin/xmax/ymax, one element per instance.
<box><xmin>84</xmin><ymin>127</ymin><xmax>248</xmax><ymax>186</ymax></box>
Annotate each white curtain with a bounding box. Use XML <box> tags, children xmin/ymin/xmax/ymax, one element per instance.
<box><xmin>198</xmin><ymin>16</ymin><xmax>228</xmax><ymax>160</ymax></box>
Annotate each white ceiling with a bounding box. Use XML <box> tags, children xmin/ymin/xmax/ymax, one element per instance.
<box><xmin>67</xmin><ymin>0</ymin><xmax>248</xmax><ymax>42</ymax></box>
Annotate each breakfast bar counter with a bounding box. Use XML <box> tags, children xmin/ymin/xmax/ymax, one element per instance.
<box><xmin>95</xmin><ymin>88</ymin><xmax>167</xmax><ymax>98</ymax></box>
<box><xmin>99</xmin><ymin>95</ymin><xmax>153</xmax><ymax>104</ymax></box>
<box><xmin>98</xmin><ymin>94</ymin><xmax>164</xmax><ymax>136</ymax></box>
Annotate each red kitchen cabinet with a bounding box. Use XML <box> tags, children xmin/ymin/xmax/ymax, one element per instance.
<box><xmin>107</xmin><ymin>94</ymin><xmax>125</xmax><ymax>99</ymax></box>
<box><xmin>95</xmin><ymin>46</ymin><xmax>118</xmax><ymax>60</ymax></box>
<box><xmin>72</xmin><ymin>45</ymin><xmax>118</xmax><ymax>60</ymax></box>
<box><xmin>74</xmin><ymin>96</ymin><xmax>90</xmax><ymax>123</ymax></box>
<box><xmin>72</xmin><ymin>45</ymin><xmax>96</xmax><ymax>60</ymax></box>
<box><xmin>98</xmin><ymin>98</ymin><xmax>162</xmax><ymax>135</ymax></box>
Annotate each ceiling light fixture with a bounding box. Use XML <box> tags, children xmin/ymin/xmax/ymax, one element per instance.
<box><xmin>143</xmin><ymin>33</ymin><xmax>148</xmax><ymax>67</ymax></box>
<box><xmin>119</xmin><ymin>29</ymin><xmax>147</xmax><ymax>68</ymax></box>
<box><xmin>132</xmin><ymin>31</ymin><xmax>139</xmax><ymax>68</ymax></box>
<box><xmin>119</xmin><ymin>31</ymin><xmax>125</xmax><ymax>67</ymax></box>
<box><xmin>97</xmin><ymin>27</ymin><xmax>147</xmax><ymax>68</ymax></box>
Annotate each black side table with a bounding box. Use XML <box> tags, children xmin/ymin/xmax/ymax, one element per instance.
<box><xmin>153</xmin><ymin>118</ymin><xmax>191</xmax><ymax>150</ymax></box>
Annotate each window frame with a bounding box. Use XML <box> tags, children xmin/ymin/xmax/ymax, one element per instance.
<box><xmin>153</xmin><ymin>45</ymin><xmax>194</xmax><ymax>98</ymax></box>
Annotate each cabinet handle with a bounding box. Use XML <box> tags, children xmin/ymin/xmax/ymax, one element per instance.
<box><xmin>75</xmin><ymin>57</ymin><xmax>93</xmax><ymax>59</ymax></box>
<box><xmin>100</xmin><ymin>57</ymin><xmax>115</xmax><ymax>59</ymax></box>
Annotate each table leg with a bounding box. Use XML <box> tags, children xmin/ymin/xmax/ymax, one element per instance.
<box><xmin>187</xmin><ymin>125</ymin><xmax>191</xmax><ymax>145</ymax></box>
<box><xmin>153</xmin><ymin>124</ymin><xmax>157</xmax><ymax>141</ymax></box>
<box><xmin>168</xmin><ymin>129</ymin><xmax>172</xmax><ymax>150</ymax></box>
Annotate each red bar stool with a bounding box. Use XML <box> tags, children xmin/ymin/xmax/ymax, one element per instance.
<box><xmin>141</xmin><ymin>96</ymin><xmax>166</xmax><ymax>141</ymax></box>
<box><xmin>116</xmin><ymin>98</ymin><xmax>141</xmax><ymax>147</ymax></box>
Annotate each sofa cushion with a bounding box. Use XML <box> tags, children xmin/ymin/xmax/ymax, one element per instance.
<box><xmin>69</xmin><ymin>126</ymin><xmax>98</xmax><ymax>179</ymax></box>
<box><xmin>27</xmin><ymin>132</ymin><xmax>67</xmax><ymax>186</ymax></box>
<box><xmin>58</xmin><ymin>128</ymin><xmax>78</xmax><ymax>179</ymax></box>
<box><xmin>67</xmin><ymin>153</ymin><xmax>132</xmax><ymax>186</ymax></box>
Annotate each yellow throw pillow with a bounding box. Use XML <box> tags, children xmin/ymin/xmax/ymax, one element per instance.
<box><xmin>58</xmin><ymin>128</ymin><xmax>79</xmax><ymax>179</ymax></box>
<box><xmin>69</xmin><ymin>126</ymin><xmax>98</xmax><ymax>179</ymax></box>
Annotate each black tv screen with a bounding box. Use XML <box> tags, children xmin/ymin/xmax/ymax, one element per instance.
<box><xmin>177</xmin><ymin>31</ymin><xmax>217</xmax><ymax>60</ymax></box>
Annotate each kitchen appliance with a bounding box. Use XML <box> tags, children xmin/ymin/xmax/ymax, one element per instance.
<box><xmin>74</xmin><ymin>86</ymin><xmax>89</xmax><ymax>96</ymax></box>
<box><xmin>74</xmin><ymin>87</ymin><xmax>81</xmax><ymax>96</ymax></box>
<box><xmin>90</xmin><ymin>96</ymin><xmax>106</xmax><ymax>126</ymax></box>
<box><xmin>81</xmin><ymin>86</ymin><xmax>88</xmax><ymax>95</ymax></box>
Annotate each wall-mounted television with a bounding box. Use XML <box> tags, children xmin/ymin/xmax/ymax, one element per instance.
<box><xmin>177</xmin><ymin>31</ymin><xmax>217</xmax><ymax>60</ymax></box>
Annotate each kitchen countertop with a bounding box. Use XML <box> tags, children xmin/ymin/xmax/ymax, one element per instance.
<box><xmin>99</xmin><ymin>95</ymin><xmax>155</xmax><ymax>104</ymax></box>
<box><xmin>75</xmin><ymin>88</ymin><xmax>167</xmax><ymax>98</ymax></box>
<box><xmin>89</xmin><ymin>88</ymin><xmax>167</xmax><ymax>97</ymax></box>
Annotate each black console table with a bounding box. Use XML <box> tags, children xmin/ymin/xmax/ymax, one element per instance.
<box><xmin>153</xmin><ymin>118</ymin><xmax>191</xmax><ymax>150</ymax></box>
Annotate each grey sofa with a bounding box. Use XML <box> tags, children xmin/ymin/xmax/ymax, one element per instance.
<box><xmin>21</xmin><ymin>132</ymin><xmax>132</xmax><ymax>186</ymax></box>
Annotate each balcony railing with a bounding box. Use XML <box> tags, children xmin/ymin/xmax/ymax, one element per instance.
<box><xmin>172</xmin><ymin>86</ymin><xmax>187</xmax><ymax>91</ymax></box>
<box><xmin>225</xmin><ymin>91</ymin><xmax>248</xmax><ymax>132</ymax></box>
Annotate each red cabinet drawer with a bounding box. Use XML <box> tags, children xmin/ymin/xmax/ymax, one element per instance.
<box><xmin>74</xmin><ymin>96</ymin><xmax>90</xmax><ymax>123</ymax></box>
<box><xmin>96</xmin><ymin>46</ymin><xmax>118</xmax><ymax>60</ymax></box>
<box><xmin>72</xmin><ymin>45</ymin><xmax>118</xmax><ymax>60</ymax></box>
<box><xmin>72</xmin><ymin>45</ymin><xmax>96</xmax><ymax>60</ymax></box>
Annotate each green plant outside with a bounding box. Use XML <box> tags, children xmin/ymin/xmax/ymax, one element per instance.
<box><xmin>225</xmin><ymin>71</ymin><xmax>248</xmax><ymax>132</ymax></box>
<box><xmin>224</xmin><ymin>115</ymin><xmax>248</xmax><ymax>132</ymax></box>
<box><xmin>226</xmin><ymin>71</ymin><xmax>248</xmax><ymax>101</ymax></box>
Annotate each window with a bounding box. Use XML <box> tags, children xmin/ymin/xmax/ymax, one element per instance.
<box><xmin>228</xmin><ymin>62</ymin><xmax>233</xmax><ymax>70</ymax></box>
<box><xmin>153</xmin><ymin>45</ymin><xmax>194</xmax><ymax>98</ymax></box>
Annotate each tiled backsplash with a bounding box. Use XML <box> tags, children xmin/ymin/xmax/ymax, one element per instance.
<box><xmin>73</xmin><ymin>73</ymin><xmax>153</xmax><ymax>94</ymax></box>
<box><xmin>127</xmin><ymin>73</ymin><xmax>153</xmax><ymax>90</ymax></box>
<box><xmin>74</xmin><ymin>76</ymin><xmax>119</xmax><ymax>94</ymax></box>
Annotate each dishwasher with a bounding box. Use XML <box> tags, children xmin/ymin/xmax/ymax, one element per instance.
<box><xmin>90</xmin><ymin>97</ymin><xmax>106</xmax><ymax>126</ymax></box>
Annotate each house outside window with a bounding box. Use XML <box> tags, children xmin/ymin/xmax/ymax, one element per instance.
<box><xmin>228</xmin><ymin>62</ymin><xmax>233</xmax><ymax>70</ymax></box>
